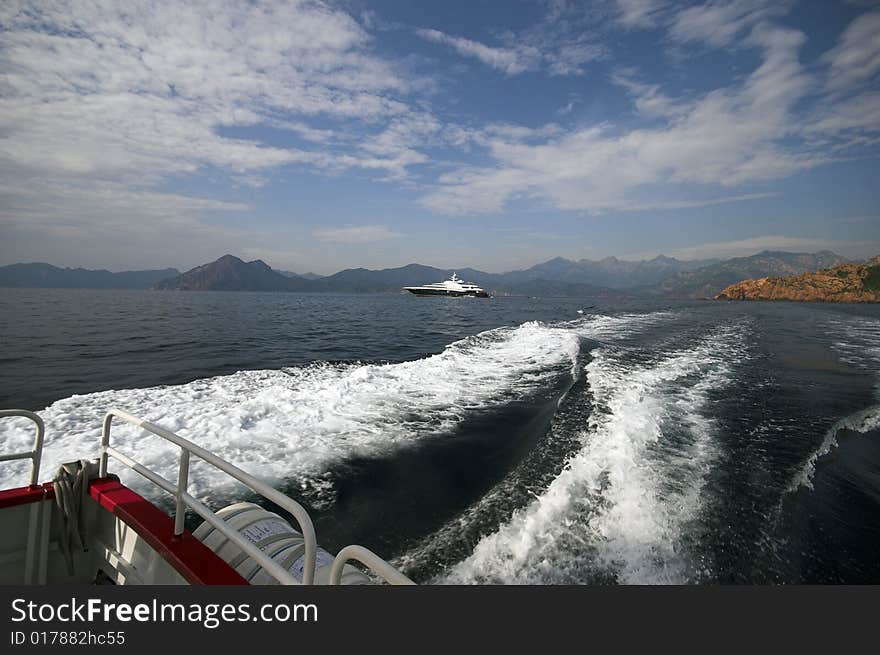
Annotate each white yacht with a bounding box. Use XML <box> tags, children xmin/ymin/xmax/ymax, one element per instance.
<box><xmin>403</xmin><ymin>272</ymin><xmax>489</xmax><ymax>298</ymax></box>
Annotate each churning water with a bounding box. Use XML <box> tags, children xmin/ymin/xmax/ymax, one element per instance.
<box><xmin>1</xmin><ymin>289</ymin><xmax>878</xmax><ymax>583</ymax></box>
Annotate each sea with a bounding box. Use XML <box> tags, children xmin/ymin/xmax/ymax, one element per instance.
<box><xmin>0</xmin><ymin>288</ymin><xmax>878</xmax><ymax>584</ymax></box>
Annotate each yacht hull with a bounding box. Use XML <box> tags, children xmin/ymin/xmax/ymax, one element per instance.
<box><xmin>405</xmin><ymin>288</ymin><xmax>489</xmax><ymax>298</ymax></box>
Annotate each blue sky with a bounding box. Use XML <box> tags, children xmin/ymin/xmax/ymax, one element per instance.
<box><xmin>0</xmin><ymin>0</ymin><xmax>878</xmax><ymax>274</ymax></box>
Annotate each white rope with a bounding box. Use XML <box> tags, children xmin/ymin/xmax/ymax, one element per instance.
<box><xmin>52</xmin><ymin>459</ymin><xmax>100</xmax><ymax>574</ymax></box>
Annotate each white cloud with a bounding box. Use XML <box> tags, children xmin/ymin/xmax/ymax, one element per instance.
<box><xmin>0</xmin><ymin>0</ymin><xmax>460</xmax><ymax>259</ymax></box>
<box><xmin>422</xmin><ymin>25</ymin><xmax>823</xmax><ymax>215</ymax></box>
<box><xmin>270</xmin><ymin>120</ymin><xmax>337</xmax><ymax>144</ymax></box>
<box><xmin>1</xmin><ymin>0</ymin><xmax>876</xmax><ymax>270</ymax></box>
<box><xmin>669</xmin><ymin>0</ymin><xmax>790</xmax><ymax>48</ymax></box>
<box><xmin>0</xmin><ymin>181</ymin><xmax>248</xmax><ymax>223</ymax></box>
<box><xmin>801</xmin><ymin>12</ymin><xmax>880</xmax><ymax>144</ymax></box>
<box><xmin>416</xmin><ymin>28</ymin><xmax>534</xmax><ymax>75</ymax></box>
<box><xmin>0</xmin><ymin>1</ymin><xmax>432</xmax><ymax>204</ymax></box>
<box><xmin>0</xmin><ymin>1</ymin><xmax>411</xmax><ymax>168</ymax></box>
<box><xmin>614</xmin><ymin>0</ymin><xmax>669</xmax><ymax>29</ymax></box>
<box><xmin>807</xmin><ymin>91</ymin><xmax>880</xmax><ymax>137</ymax></box>
<box><xmin>311</xmin><ymin>225</ymin><xmax>404</xmax><ymax>243</ymax></box>
<box><xmin>239</xmin><ymin>247</ymin><xmax>312</xmax><ymax>270</ymax></box>
<box><xmin>823</xmin><ymin>10</ymin><xmax>880</xmax><ymax>92</ymax></box>
<box><xmin>415</xmin><ymin>7</ymin><xmax>603</xmax><ymax>78</ymax></box>
<box><xmin>613</xmin><ymin>192</ymin><xmax>778</xmax><ymax>212</ymax></box>
<box><xmin>355</xmin><ymin>112</ymin><xmax>443</xmax><ymax>179</ymax></box>
<box><xmin>0</xmin><ymin>180</ymin><xmax>251</xmax><ymax>269</ymax></box>
<box><xmin>611</xmin><ymin>71</ymin><xmax>688</xmax><ymax>118</ymax></box>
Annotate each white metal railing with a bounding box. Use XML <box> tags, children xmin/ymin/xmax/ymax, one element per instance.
<box><xmin>100</xmin><ymin>408</ymin><xmax>317</xmax><ymax>585</ymax></box>
<box><xmin>99</xmin><ymin>409</ymin><xmax>415</xmax><ymax>586</ymax></box>
<box><xmin>0</xmin><ymin>409</ymin><xmax>46</xmax><ymax>486</ymax></box>
<box><xmin>330</xmin><ymin>545</ymin><xmax>416</xmax><ymax>585</ymax></box>
<box><xmin>0</xmin><ymin>409</ymin><xmax>50</xmax><ymax>584</ymax></box>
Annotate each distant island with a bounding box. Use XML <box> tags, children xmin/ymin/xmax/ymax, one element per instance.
<box><xmin>716</xmin><ymin>256</ymin><xmax>880</xmax><ymax>303</ymax></box>
<box><xmin>0</xmin><ymin>250</ymin><xmax>855</xmax><ymax>299</ymax></box>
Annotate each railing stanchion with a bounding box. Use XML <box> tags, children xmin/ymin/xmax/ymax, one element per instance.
<box><xmin>329</xmin><ymin>545</ymin><xmax>416</xmax><ymax>585</ymax></box>
<box><xmin>174</xmin><ymin>448</ymin><xmax>190</xmax><ymax>536</ymax></box>
<box><xmin>99</xmin><ymin>413</ymin><xmax>113</xmax><ymax>478</ymax></box>
<box><xmin>0</xmin><ymin>410</ymin><xmax>48</xmax><ymax>586</ymax></box>
<box><xmin>0</xmin><ymin>410</ymin><xmax>46</xmax><ymax>487</ymax></box>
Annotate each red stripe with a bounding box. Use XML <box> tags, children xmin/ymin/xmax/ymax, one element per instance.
<box><xmin>0</xmin><ymin>482</ymin><xmax>55</xmax><ymax>509</ymax></box>
<box><xmin>89</xmin><ymin>478</ymin><xmax>248</xmax><ymax>585</ymax></box>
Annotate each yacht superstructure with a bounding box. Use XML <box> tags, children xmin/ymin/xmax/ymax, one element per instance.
<box><xmin>403</xmin><ymin>272</ymin><xmax>489</xmax><ymax>298</ymax></box>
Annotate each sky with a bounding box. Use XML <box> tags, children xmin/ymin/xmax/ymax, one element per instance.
<box><xmin>1</xmin><ymin>0</ymin><xmax>879</xmax><ymax>274</ymax></box>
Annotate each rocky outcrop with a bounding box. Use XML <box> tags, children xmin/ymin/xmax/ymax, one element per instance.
<box><xmin>648</xmin><ymin>250</ymin><xmax>849</xmax><ymax>299</ymax></box>
<box><xmin>716</xmin><ymin>257</ymin><xmax>880</xmax><ymax>303</ymax></box>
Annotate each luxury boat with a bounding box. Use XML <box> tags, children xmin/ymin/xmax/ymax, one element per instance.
<box><xmin>0</xmin><ymin>408</ymin><xmax>414</xmax><ymax>585</ymax></box>
<box><xmin>403</xmin><ymin>272</ymin><xmax>489</xmax><ymax>297</ymax></box>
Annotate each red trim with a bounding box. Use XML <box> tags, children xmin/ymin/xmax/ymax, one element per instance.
<box><xmin>0</xmin><ymin>482</ymin><xmax>55</xmax><ymax>509</ymax></box>
<box><xmin>88</xmin><ymin>478</ymin><xmax>248</xmax><ymax>585</ymax></box>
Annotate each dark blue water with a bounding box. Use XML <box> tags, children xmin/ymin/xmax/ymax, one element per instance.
<box><xmin>0</xmin><ymin>288</ymin><xmax>878</xmax><ymax>583</ymax></box>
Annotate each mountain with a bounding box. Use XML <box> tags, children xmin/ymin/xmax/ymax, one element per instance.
<box><xmin>501</xmin><ymin>254</ymin><xmax>718</xmax><ymax>289</ymax></box>
<box><xmin>716</xmin><ymin>256</ymin><xmax>880</xmax><ymax>303</ymax></box>
<box><xmin>310</xmin><ymin>263</ymin><xmax>448</xmax><ymax>293</ymax></box>
<box><xmin>153</xmin><ymin>255</ymin><xmax>310</xmax><ymax>291</ymax></box>
<box><xmin>278</xmin><ymin>270</ymin><xmax>324</xmax><ymax>280</ymax></box>
<box><xmin>0</xmin><ymin>263</ymin><xmax>180</xmax><ymax>289</ymax></box>
<box><xmin>643</xmin><ymin>250</ymin><xmax>850</xmax><ymax>299</ymax></box>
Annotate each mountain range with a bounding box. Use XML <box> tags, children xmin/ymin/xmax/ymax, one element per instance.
<box><xmin>0</xmin><ymin>250</ymin><xmax>853</xmax><ymax>299</ymax></box>
<box><xmin>151</xmin><ymin>257</ymin><xmax>623</xmax><ymax>297</ymax></box>
<box><xmin>0</xmin><ymin>263</ymin><xmax>179</xmax><ymax>289</ymax></box>
<box><xmin>647</xmin><ymin>250</ymin><xmax>848</xmax><ymax>298</ymax></box>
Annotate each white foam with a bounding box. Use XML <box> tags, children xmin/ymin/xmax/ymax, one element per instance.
<box><xmin>441</xmin><ymin>321</ymin><xmax>747</xmax><ymax>585</ymax></box>
<box><xmin>0</xmin><ymin>319</ymin><xmax>603</xmax><ymax>500</ymax></box>
<box><xmin>789</xmin><ymin>315</ymin><xmax>880</xmax><ymax>491</ymax></box>
<box><xmin>563</xmin><ymin>311</ymin><xmax>675</xmax><ymax>342</ymax></box>
<box><xmin>827</xmin><ymin>315</ymin><xmax>880</xmax><ymax>373</ymax></box>
<box><xmin>789</xmin><ymin>404</ymin><xmax>880</xmax><ymax>492</ymax></box>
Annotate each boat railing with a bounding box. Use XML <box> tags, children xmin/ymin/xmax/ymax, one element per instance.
<box><xmin>100</xmin><ymin>408</ymin><xmax>319</xmax><ymax>585</ymax></box>
<box><xmin>0</xmin><ymin>409</ymin><xmax>49</xmax><ymax>584</ymax></box>
<box><xmin>0</xmin><ymin>409</ymin><xmax>46</xmax><ymax>487</ymax></box>
<box><xmin>330</xmin><ymin>545</ymin><xmax>415</xmax><ymax>585</ymax></box>
<box><xmin>99</xmin><ymin>409</ymin><xmax>414</xmax><ymax>586</ymax></box>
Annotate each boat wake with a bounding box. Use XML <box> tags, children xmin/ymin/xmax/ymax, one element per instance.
<box><xmin>788</xmin><ymin>315</ymin><xmax>880</xmax><ymax>492</ymax></box>
<box><xmin>438</xmin><ymin>320</ymin><xmax>750</xmax><ymax>584</ymax></box>
<box><xmin>789</xmin><ymin>405</ymin><xmax>880</xmax><ymax>492</ymax></box>
<box><xmin>0</xmin><ymin>318</ymin><xmax>611</xmax><ymax>501</ymax></box>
